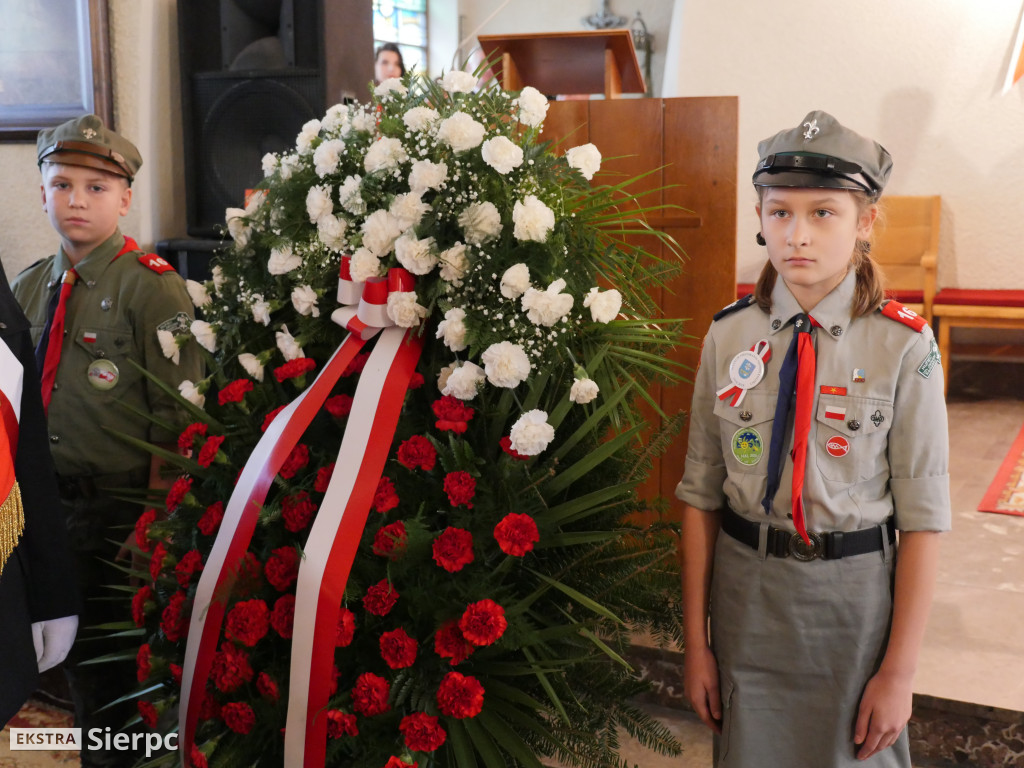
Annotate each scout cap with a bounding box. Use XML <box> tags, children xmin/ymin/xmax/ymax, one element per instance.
<box><xmin>37</xmin><ymin>114</ymin><xmax>142</xmax><ymax>183</ymax></box>
<box><xmin>752</xmin><ymin>110</ymin><xmax>892</xmax><ymax>200</ymax></box>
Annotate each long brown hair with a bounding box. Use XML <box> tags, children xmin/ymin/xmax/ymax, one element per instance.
<box><xmin>753</xmin><ymin>189</ymin><xmax>885</xmax><ymax>317</ymax></box>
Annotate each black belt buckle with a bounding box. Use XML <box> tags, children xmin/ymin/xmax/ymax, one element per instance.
<box><xmin>789</xmin><ymin>531</ymin><xmax>824</xmax><ymax>561</ymax></box>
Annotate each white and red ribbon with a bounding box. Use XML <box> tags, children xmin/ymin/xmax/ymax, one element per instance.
<box><xmin>716</xmin><ymin>339</ymin><xmax>771</xmax><ymax>408</ymax></box>
<box><xmin>180</xmin><ymin>266</ymin><xmax>423</xmax><ymax>765</ymax></box>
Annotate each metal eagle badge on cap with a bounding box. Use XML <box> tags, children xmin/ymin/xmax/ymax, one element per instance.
<box><xmin>803</xmin><ymin>119</ymin><xmax>819</xmax><ymax>140</ymax></box>
<box><xmin>717</xmin><ymin>339</ymin><xmax>771</xmax><ymax>408</ymax></box>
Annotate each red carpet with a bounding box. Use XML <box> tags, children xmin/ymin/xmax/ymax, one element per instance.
<box><xmin>978</xmin><ymin>422</ymin><xmax>1024</xmax><ymax>516</ymax></box>
<box><xmin>2</xmin><ymin>700</ymin><xmax>76</xmax><ymax>767</ymax></box>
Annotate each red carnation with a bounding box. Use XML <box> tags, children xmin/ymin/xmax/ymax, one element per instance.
<box><xmin>493</xmin><ymin>513</ymin><xmax>540</xmax><ymax>557</ymax></box>
<box><xmin>282</xmin><ymin>490</ymin><xmax>317</xmax><ymax>532</ymax></box>
<box><xmin>443</xmin><ymin>471</ymin><xmax>476</xmax><ymax>508</ymax></box>
<box><xmin>262</xmin><ymin>404</ymin><xmax>286</xmax><ymax>432</ymax></box>
<box><xmin>198</xmin><ymin>689</ymin><xmax>221</xmax><ymax>721</ymax></box>
<box><xmin>189</xmin><ymin>745</ymin><xmax>209</xmax><ymax>768</ymax></box>
<box><xmin>175</xmin><ymin>549</ymin><xmax>204</xmax><ymax>588</ymax></box>
<box><xmin>436</xmin><ymin>671</ymin><xmax>485</xmax><ymax>719</ymax></box>
<box><xmin>352</xmin><ymin>672</ymin><xmax>390</xmax><ymax>717</ymax></box>
<box><xmin>279</xmin><ymin>443</ymin><xmax>310</xmax><ymax>479</ymax></box>
<box><xmin>161</xmin><ymin>591</ymin><xmax>189</xmax><ymax>642</ymax></box>
<box><xmin>197</xmin><ymin>500</ymin><xmax>225</xmax><ymax>536</ymax></box>
<box><xmin>459</xmin><ymin>599</ymin><xmax>507</xmax><ymax>647</ymax></box>
<box><xmin>170</xmin><ymin>664</ymin><xmax>183</xmax><ymax>687</ymax></box>
<box><xmin>337</xmin><ymin>607</ymin><xmax>356</xmax><ymax>647</ymax></box>
<box><xmin>149</xmin><ymin>541</ymin><xmax>169</xmax><ymax>582</ymax></box>
<box><xmin>384</xmin><ymin>758</ymin><xmax>417</xmax><ymax>768</ymax></box>
<box><xmin>408</xmin><ymin>372</ymin><xmax>424</xmax><ymax>389</ymax></box>
<box><xmin>400</xmin><ymin>712</ymin><xmax>447</xmax><ymax>752</ymax></box>
<box><xmin>270</xmin><ymin>594</ymin><xmax>296</xmax><ymax>639</ymax></box>
<box><xmin>177</xmin><ymin>422</ymin><xmax>208</xmax><ymax>451</ymax></box>
<box><xmin>197</xmin><ymin>435</ymin><xmax>225</xmax><ymax>468</ymax></box>
<box><xmin>397</xmin><ymin>435</ymin><xmax>436</xmax><ymax>471</ymax></box>
<box><xmin>136</xmin><ymin>643</ymin><xmax>152</xmax><ymax>683</ymax></box>
<box><xmin>431</xmin><ymin>395</ymin><xmax>475</xmax><ymax>434</ymax></box>
<box><xmin>315</xmin><ymin>462</ymin><xmax>335</xmax><ymax>492</ymax></box>
<box><xmin>327</xmin><ymin>710</ymin><xmax>359</xmax><ymax>738</ymax></box>
<box><xmin>343</xmin><ymin>351</ymin><xmax>370</xmax><ymax>377</ymax></box>
<box><xmin>499</xmin><ymin>436</ymin><xmax>530</xmax><ymax>461</ymax></box>
<box><xmin>138</xmin><ymin>700</ymin><xmax>159</xmax><ymax>729</ymax></box>
<box><xmin>273</xmin><ymin>357</ymin><xmax>316</xmax><ymax>382</ymax></box>
<box><xmin>373</xmin><ymin>476</ymin><xmax>400</xmax><ymax>513</ymax></box>
<box><xmin>221</xmin><ymin>701</ymin><xmax>256</xmax><ymax>735</ymax></box>
<box><xmin>232</xmin><ymin>551</ymin><xmax>264</xmax><ymax>597</ymax></box>
<box><xmin>132</xmin><ymin>585</ymin><xmax>153</xmax><ymax>627</ymax></box>
<box><xmin>325</xmin><ymin>394</ymin><xmax>353</xmax><ymax>418</ymax></box>
<box><xmin>379</xmin><ymin>627</ymin><xmax>418</xmax><ymax>669</ymax></box>
<box><xmin>363</xmin><ymin>579</ymin><xmax>399</xmax><ymax>616</ymax></box>
<box><xmin>134</xmin><ymin>508</ymin><xmax>157</xmax><ymax>553</ymax></box>
<box><xmin>372</xmin><ymin>521</ymin><xmax>408</xmax><ymax>559</ymax></box>
<box><xmin>265</xmin><ymin>546</ymin><xmax>300</xmax><ymax>592</ymax></box>
<box><xmin>165</xmin><ymin>475</ymin><xmax>193</xmax><ymax>512</ymax></box>
<box><xmin>226</xmin><ymin>599</ymin><xmax>270</xmax><ymax>647</ymax></box>
<box><xmin>218</xmin><ymin>378</ymin><xmax>253</xmax><ymax>405</ymax></box>
<box><xmin>434</xmin><ymin>620</ymin><xmax>474</xmax><ymax>665</ymax></box>
<box><xmin>257</xmin><ymin>671</ymin><xmax>279</xmax><ymax>702</ymax></box>
<box><xmin>432</xmin><ymin>528</ymin><xmax>474</xmax><ymax>573</ymax></box>
<box><xmin>211</xmin><ymin>642</ymin><xmax>253</xmax><ymax>693</ymax></box>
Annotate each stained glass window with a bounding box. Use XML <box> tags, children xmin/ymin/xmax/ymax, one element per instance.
<box><xmin>372</xmin><ymin>0</ymin><xmax>427</xmax><ymax>76</ymax></box>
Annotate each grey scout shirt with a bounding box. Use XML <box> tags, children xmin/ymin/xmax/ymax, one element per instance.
<box><xmin>677</xmin><ymin>269</ymin><xmax>951</xmax><ymax>534</ymax></box>
<box><xmin>12</xmin><ymin>229</ymin><xmax>201</xmax><ymax>478</ymax></box>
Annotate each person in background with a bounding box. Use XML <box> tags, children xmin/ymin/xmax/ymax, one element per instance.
<box><xmin>374</xmin><ymin>41</ymin><xmax>406</xmax><ymax>84</ymax></box>
<box><xmin>677</xmin><ymin>110</ymin><xmax>948</xmax><ymax>767</ymax></box>
<box><xmin>12</xmin><ymin>114</ymin><xmax>202</xmax><ymax>767</ymax></box>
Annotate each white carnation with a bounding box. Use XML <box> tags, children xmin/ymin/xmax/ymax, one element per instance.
<box><xmin>238</xmin><ymin>352</ymin><xmax>265</xmax><ymax>382</ymax></box>
<box><xmin>569</xmin><ymin>377</ymin><xmax>600</xmax><ymax>404</ymax></box>
<box><xmin>436</xmin><ymin>307</ymin><xmax>468</xmax><ymax>352</ymax></box>
<box><xmin>250</xmin><ymin>294</ymin><xmax>271</xmax><ymax>326</ymax></box>
<box><xmin>442</xmin><ymin>69</ymin><xmax>478</xmax><ymax>93</ymax></box>
<box><xmin>408</xmin><ymin>160</ymin><xmax>447</xmax><ymax>193</ymax></box>
<box><xmin>351</xmin><ymin>109</ymin><xmax>376</xmax><ymax>133</ymax></box>
<box><xmin>306</xmin><ymin>184</ymin><xmax>333</xmax><ymax>223</ymax></box>
<box><xmin>313</xmin><ymin>139</ymin><xmax>344</xmax><ymax>177</ymax></box>
<box><xmin>394</xmin><ymin>233</ymin><xmax>438</xmax><ymax>275</ymax></box>
<box><xmin>403</xmin><ymin>106</ymin><xmax>440</xmax><ymax>132</ymax></box>
<box><xmin>364</xmin><ymin>136</ymin><xmax>408</xmax><ymax>173</ymax></box>
<box><xmin>279</xmin><ymin>154</ymin><xmax>301</xmax><ymax>180</ymax></box>
<box><xmin>374</xmin><ymin>77</ymin><xmax>408</xmax><ymax>98</ymax></box>
<box><xmin>276</xmin><ymin>324</ymin><xmax>304</xmax><ymax>360</ymax></box>
<box><xmin>509</xmin><ymin>409</ymin><xmax>555</xmax><ymax>456</ymax></box>
<box><xmin>481</xmin><ymin>136</ymin><xmax>524</xmax><ymax>175</ymax></box>
<box><xmin>185</xmin><ymin>279</ymin><xmax>211</xmax><ymax>308</ymax></box>
<box><xmin>361</xmin><ymin>209</ymin><xmax>404</xmax><ymax>256</ymax></box>
<box><xmin>317</xmin><ymin>214</ymin><xmax>348</xmax><ymax>250</ymax></box>
<box><xmin>211</xmin><ymin>265</ymin><xmax>226</xmax><ymax>294</ymax></box>
<box><xmin>521</xmin><ymin>278</ymin><xmax>574</xmax><ymax>327</ymax></box>
<box><xmin>191</xmin><ymin>320</ymin><xmax>218</xmax><ymax>353</ymax></box>
<box><xmin>437</xmin><ymin>363</ymin><xmax>458</xmax><ymax>393</ymax></box>
<box><xmin>339</xmin><ymin>174</ymin><xmax>366</xmax><ymax>215</ymax></box>
<box><xmin>481</xmin><ymin>341</ymin><xmax>531</xmax><ymax>388</ymax></box>
<box><xmin>513</xmin><ymin>195</ymin><xmax>556</xmax><ymax>242</ymax></box>
<box><xmin>386</xmin><ymin>291</ymin><xmax>429</xmax><ymax>328</ymax></box>
<box><xmin>390</xmin><ymin>192</ymin><xmax>429</xmax><ymax>231</ymax></box>
<box><xmin>268</xmin><ymin>245</ymin><xmax>302</xmax><ymax>275</ymax></box>
<box><xmin>225</xmin><ymin>207</ymin><xmax>250</xmax><ymax>247</ymax></box>
<box><xmin>437</xmin><ymin>112</ymin><xmax>486</xmax><ymax>153</ymax></box>
<box><xmin>442</xmin><ymin>361</ymin><xmax>486</xmax><ymax>400</ymax></box>
<box><xmin>296</xmin><ymin>119</ymin><xmax>322</xmax><ymax>154</ymax></box>
<box><xmin>500</xmin><ymin>263</ymin><xmax>531</xmax><ymax>299</ymax></box>
<box><xmin>458</xmin><ymin>201</ymin><xmax>502</xmax><ymax>245</ymax></box>
<box><xmin>291</xmin><ymin>285</ymin><xmax>320</xmax><ymax>317</ymax></box>
<box><xmin>566</xmin><ymin>143</ymin><xmax>602</xmax><ymax>181</ymax></box>
<box><xmin>157</xmin><ymin>329</ymin><xmax>180</xmax><ymax>364</ymax></box>
<box><xmin>515</xmin><ymin>86</ymin><xmax>549</xmax><ymax>128</ymax></box>
<box><xmin>322</xmin><ymin>103</ymin><xmax>350</xmax><ymax>133</ymax></box>
<box><xmin>583</xmin><ymin>287</ymin><xmax>622</xmax><ymax>323</ymax></box>
<box><xmin>244</xmin><ymin>189</ymin><xmax>266</xmax><ymax>214</ymax></box>
<box><xmin>350</xmin><ymin>247</ymin><xmax>383</xmax><ymax>282</ymax></box>
<box><xmin>261</xmin><ymin>153</ymin><xmax>279</xmax><ymax>177</ymax></box>
<box><xmin>438</xmin><ymin>242</ymin><xmax>469</xmax><ymax>286</ymax></box>
<box><xmin>178</xmin><ymin>379</ymin><xmax>205</xmax><ymax>407</ymax></box>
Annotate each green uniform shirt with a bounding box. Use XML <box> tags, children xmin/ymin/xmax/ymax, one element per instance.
<box><xmin>12</xmin><ymin>229</ymin><xmax>202</xmax><ymax>477</ymax></box>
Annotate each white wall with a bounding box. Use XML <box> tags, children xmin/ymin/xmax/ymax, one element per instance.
<box><xmin>664</xmin><ymin>0</ymin><xmax>1024</xmax><ymax>289</ymax></box>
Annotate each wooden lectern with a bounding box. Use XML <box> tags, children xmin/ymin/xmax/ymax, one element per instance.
<box><xmin>478</xmin><ymin>29</ymin><xmax>645</xmax><ymax>99</ymax></box>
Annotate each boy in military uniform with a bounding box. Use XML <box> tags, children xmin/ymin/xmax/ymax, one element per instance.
<box><xmin>12</xmin><ymin>114</ymin><xmax>202</xmax><ymax>767</ymax></box>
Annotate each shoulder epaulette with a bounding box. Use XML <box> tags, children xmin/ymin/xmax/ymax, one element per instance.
<box><xmin>137</xmin><ymin>253</ymin><xmax>177</xmax><ymax>275</ymax></box>
<box><xmin>713</xmin><ymin>293</ymin><xmax>755</xmax><ymax>322</ymax></box>
<box><xmin>879</xmin><ymin>299</ymin><xmax>926</xmax><ymax>333</ymax></box>
<box><xmin>17</xmin><ymin>257</ymin><xmax>48</xmax><ymax>276</ymax></box>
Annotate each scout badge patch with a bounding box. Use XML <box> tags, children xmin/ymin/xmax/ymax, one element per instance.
<box><xmin>717</xmin><ymin>339</ymin><xmax>771</xmax><ymax>407</ymax></box>
<box><xmin>732</xmin><ymin>427</ymin><xmax>764</xmax><ymax>465</ymax></box>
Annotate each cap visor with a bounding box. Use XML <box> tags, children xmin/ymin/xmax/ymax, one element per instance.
<box><xmin>752</xmin><ymin>170</ymin><xmax>865</xmax><ymax>191</ymax></box>
<box><xmin>40</xmin><ymin>152</ymin><xmax>130</xmax><ymax>180</ymax></box>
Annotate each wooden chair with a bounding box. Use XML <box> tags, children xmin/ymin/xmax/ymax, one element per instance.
<box><xmin>872</xmin><ymin>195</ymin><xmax>940</xmax><ymax>326</ymax></box>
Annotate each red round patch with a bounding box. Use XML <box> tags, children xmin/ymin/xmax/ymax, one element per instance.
<box><xmin>826</xmin><ymin>435</ymin><xmax>850</xmax><ymax>457</ymax></box>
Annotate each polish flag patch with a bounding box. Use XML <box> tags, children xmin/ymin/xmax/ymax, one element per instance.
<box><xmin>83</xmin><ymin>332</ymin><xmax>97</xmax><ymax>343</ymax></box>
<box><xmin>824</xmin><ymin>405</ymin><xmax>846</xmax><ymax>420</ymax></box>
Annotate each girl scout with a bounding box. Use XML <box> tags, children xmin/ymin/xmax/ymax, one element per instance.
<box><xmin>677</xmin><ymin>111</ymin><xmax>949</xmax><ymax>767</ymax></box>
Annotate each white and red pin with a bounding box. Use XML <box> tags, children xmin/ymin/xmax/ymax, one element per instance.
<box><xmin>717</xmin><ymin>339</ymin><xmax>771</xmax><ymax>407</ymax></box>
<box><xmin>826</xmin><ymin>435</ymin><xmax>850</xmax><ymax>458</ymax></box>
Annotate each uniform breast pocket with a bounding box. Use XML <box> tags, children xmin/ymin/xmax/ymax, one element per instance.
<box><xmin>814</xmin><ymin>395</ymin><xmax>893</xmax><ymax>484</ymax></box>
<box><xmin>714</xmin><ymin>391</ymin><xmax>775</xmax><ymax>475</ymax></box>
<box><xmin>74</xmin><ymin>327</ymin><xmax>138</xmax><ymax>395</ymax></box>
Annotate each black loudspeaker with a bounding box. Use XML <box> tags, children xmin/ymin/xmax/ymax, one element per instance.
<box><xmin>156</xmin><ymin>238</ymin><xmax>228</xmax><ymax>284</ymax></box>
<box><xmin>177</xmin><ymin>0</ymin><xmax>373</xmax><ymax>238</ymax></box>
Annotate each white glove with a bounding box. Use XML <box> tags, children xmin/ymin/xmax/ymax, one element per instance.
<box><xmin>31</xmin><ymin>615</ymin><xmax>79</xmax><ymax>673</ymax></box>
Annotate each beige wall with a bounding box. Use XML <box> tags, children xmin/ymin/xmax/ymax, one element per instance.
<box><xmin>664</xmin><ymin>0</ymin><xmax>1024</xmax><ymax>290</ymax></box>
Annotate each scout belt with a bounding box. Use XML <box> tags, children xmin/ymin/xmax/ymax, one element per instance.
<box><xmin>722</xmin><ymin>504</ymin><xmax>895</xmax><ymax>561</ymax></box>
